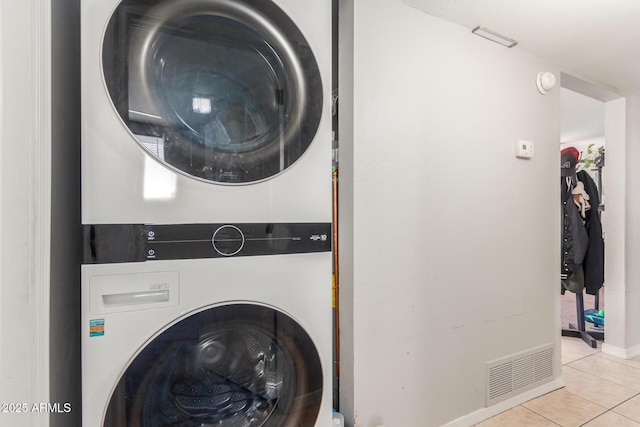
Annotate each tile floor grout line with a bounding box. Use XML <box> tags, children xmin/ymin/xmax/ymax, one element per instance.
<box><xmin>567</xmin><ymin>353</ymin><xmax>640</xmax><ymax>394</ymax></box>
<box><xmin>562</xmin><ymin>362</ymin><xmax>640</xmax><ymax>397</ymax></box>
<box><xmin>576</xmin><ymin>410</ymin><xmax>604</xmax><ymax>427</ymax></box>
<box><xmin>561</xmin><ymin>348</ymin><xmax>600</xmax><ymax>366</ymax></box>
<box><xmin>567</xmin><ymin>360</ymin><xmax>640</xmax><ymax>426</ymax></box>
<box><xmin>520</xmin><ymin>386</ymin><xmax>610</xmax><ymax>427</ymax></box>
<box><xmin>529</xmin><ymin>404</ymin><xmax>563</xmax><ymax>426</ymax></box>
<box><xmin>607</xmin><ymin>391</ymin><xmax>640</xmax><ymax>413</ymax></box>
<box><xmin>516</xmin><ymin>403</ymin><xmax>562</xmax><ymax>426</ymax></box>
<box><xmin>562</xmin><ymin>353</ymin><xmax>597</xmax><ymax>366</ymax></box>
<box><xmin>595</xmin><ymin>351</ymin><xmax>640</xmax><ymax>371</ymax></box>
<box><xmin>580</xmin><ymin>408</ymin><xmax>640</xmax><ymax>426</ymax></box>
<box><xmin>522</xmin><ymin>386</ymin><xmax>608</xmax><ymax>427</ymax></box>
<box><xmin>560</xmin><ymin>386</ymin><xmax>609</xmax><ymax>410</ymax></box>
<box><xmin>611</xmin><ymin>409</ymin><xmax>640</xmax><ymax>426</ymax></box>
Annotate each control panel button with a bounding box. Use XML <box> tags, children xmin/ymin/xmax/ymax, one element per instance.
<box><xmin>212</xmin><ymin>225</ymin><xmax>245</xmax><ymax>256</ymax></box>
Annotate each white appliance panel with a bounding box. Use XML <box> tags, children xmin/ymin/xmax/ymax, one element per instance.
<box><xmin>81</xmin><ymin>0</ymin><xmax>332</xmax><ymax>225</ymax></box>
<box><xmin>82</xmin><ymin>253</ymin><xmax>332</xmax><ymax>427</ymax></box>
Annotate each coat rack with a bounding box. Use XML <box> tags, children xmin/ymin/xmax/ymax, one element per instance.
<box><xmin>560</xmin><ymin>149</ymin><xmax>605</xmax><ymax>349</ymax></box>
<box><xmin>561</xmin><ymin>290</ymin><xmax>603</xmax><ymax>348</ymax></box>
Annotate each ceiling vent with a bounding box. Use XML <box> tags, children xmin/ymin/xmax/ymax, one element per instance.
<box><xmin>471</xmin><ymin>26</ymin><xmax>518</xmax><ymax>48</ymax></box>
<box><xmin>486</xmin><ymin>343</ymin><xmax>555</xmax><ymax>406</ymax></box>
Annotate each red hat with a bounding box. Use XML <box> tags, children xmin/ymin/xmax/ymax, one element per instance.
<box><xmin>560</xmin><ymin>147</ymin><xmax>580</xmax><ymax>177</ymax></box>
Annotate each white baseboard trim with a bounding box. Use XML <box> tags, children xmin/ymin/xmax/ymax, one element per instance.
<box><xmin>441</xmin><ymin>377</ymin><xmax>564</xmax><ymax>427</ymax></box>
<box><xmin>602</xmin><ymin>343</ymin><xmax>640</xmax><ymax>360</ymax></box>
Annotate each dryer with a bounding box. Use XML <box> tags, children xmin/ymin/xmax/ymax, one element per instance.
<box><xmin>81</xmin><ymin>0</ymin><xmax>333</xmax><ymax>425</ymax></box>
<box><xmin>81</xmin><ymin>0</ymin><xmax>331</xmax><ymax>224</ymax></box>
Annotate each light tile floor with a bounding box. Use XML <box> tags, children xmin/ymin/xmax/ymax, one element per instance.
<box><xmin>475</xmin><ymin>337</ymin><xmax>640</xmax><ymax>426</ymax></box>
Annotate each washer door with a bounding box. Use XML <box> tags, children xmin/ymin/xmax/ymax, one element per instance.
<box><xmin>102</xmin><ymin>0</ymin><xmax>323</xmax><ymax>184</ymax></box>
<box><xmin>103</xmin><ymin>304</ymin><xmax>323</xmax><ymax>426</ymax></box>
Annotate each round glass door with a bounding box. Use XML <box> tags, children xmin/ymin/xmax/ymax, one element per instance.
<box><xmin>102</xmin><ymin>0</ymin><xmax>323</xmax><ymax>184</ymax></box>
<box><xmin>103</xmin><ymin>304</ymin><xmax>323</xmax><ymax>426</ymax></box>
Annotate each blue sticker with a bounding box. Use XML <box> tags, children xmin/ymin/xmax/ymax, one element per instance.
<box><xmin>90</xmin><ymin>319</ymin><xmax>105</xmax><ymax>337</ymax></box>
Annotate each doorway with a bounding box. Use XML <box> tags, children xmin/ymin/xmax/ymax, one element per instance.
<box><xmin>560</xmin><ymin>86</ymin><xmax>605</xmax><ymax>342</ymax></box>
<box><xmin>560</xmin><ymin>72</ymin><xmax>626</xmax><ymax>351</ymax></box>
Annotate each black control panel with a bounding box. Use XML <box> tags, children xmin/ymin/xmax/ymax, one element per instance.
<box><xmin>83</xmin><ymin>223</ymin><xmax>332</xmax><ymax>264</ymax></box>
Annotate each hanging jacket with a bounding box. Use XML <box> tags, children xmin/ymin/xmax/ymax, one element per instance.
<box><xmin>576</xmin><ymin>170</ymin><xmax>605</xmax><ymax>295</ymax></box>
<box><xmin>561</xmin><ymin>177</ymin><xmax>589</xmax><ymax>293</ymax></box>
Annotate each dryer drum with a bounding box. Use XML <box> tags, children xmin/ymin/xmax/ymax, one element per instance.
<box><xmin>102</xmin><ymin>0</ymin><xmax>323</xmax><ymax>184</ymax></box>
<box><xmin>103</xmin><ymin>304</ymin><xmax>323</xmax><ymax>426</ymax></box>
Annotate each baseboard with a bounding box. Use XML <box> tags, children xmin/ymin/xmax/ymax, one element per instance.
<box><xmin>441</xmin><ymin>377</ymin><xmax>564</xmax><ymax>427</ymax></box>
<box><xmin>602</xmin><ymin>343</ymin><xmax>640</xmax><ymax>359</ymax></box>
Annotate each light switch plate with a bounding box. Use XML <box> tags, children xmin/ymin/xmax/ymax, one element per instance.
<box><xmin>515</xmin><ymin>140</ymin><xmax>534</xmax><ymax>159</ymax></box>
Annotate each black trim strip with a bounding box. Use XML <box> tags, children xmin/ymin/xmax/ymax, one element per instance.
<box><xmin>83</xmin><ymin>223</ymin><xmax>332</xmax><ymax>264</ymax></box>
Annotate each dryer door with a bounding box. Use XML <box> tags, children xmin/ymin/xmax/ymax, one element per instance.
<box><xmin>102</xmin><ymin>0</ymin><xmax>323</xmax><ymax>184</ymax></box>
<box><xmin>104</xmin><ymin>304</ymin><xmax>323</xmax><ymax>426</ymax></box>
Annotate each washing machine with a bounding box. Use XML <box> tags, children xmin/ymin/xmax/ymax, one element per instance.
<box><xmin>81</xmin><ymin>0</ymin><xmax>333</xmax><ymax>425</ymax></box>
<box><xmin>81</xmin><ymin>245</ymin><xmax>332</xmax><ymax>426</ymax></box>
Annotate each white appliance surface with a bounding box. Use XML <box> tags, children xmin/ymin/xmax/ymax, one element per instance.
<box><xmin>81</xmin><ymin>0</ymin><xmax>333</xmax><ymax>425</ymax></box>
<box><xmin>81</xmin><ymin>0</ymin><xmax>332</xmax><ymax>225</ymax></box>
<box><xmin>81</xmin><ymin>253</ymin><xmax>333</xmax><ymax>426</ymax></box>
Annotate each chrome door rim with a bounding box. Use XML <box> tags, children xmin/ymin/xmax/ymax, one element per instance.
<box><xmin>103</xmin><ymin>0</ymin><xmax>323</xmax><ymax>185</ymax></box>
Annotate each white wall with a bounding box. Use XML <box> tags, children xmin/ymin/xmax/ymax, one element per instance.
<box><xmin>600</xmin><ymin>95</ymin><xmax>640</xmax><ymax>359</ymax></box>
<box><xmin>1</xmin><ymin>0</ymin><xmax>34</xmax><ymax>410</ymax></box>
<box><xmin>0</xmin><ymin>0</ymin><xmax>50</xmax><ymax>426</ymax></box>
<box><xmin>623</xmin><ymin>95</ymin><xmax>640</xmax><ymax>352</ymax></box>
<box><xmin>339</xmin><ymin>1</ymin><xmax>561</xmax><ymax>425</ymax></box>
<box><xmin>602</xmin><ymin>98</ymin><xmax>626</xmax><ymax>351</ymax></box>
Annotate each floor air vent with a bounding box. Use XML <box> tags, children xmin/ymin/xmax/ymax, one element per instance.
<box><xmin>486</xmin><ymin>343</ymin><xmax>555</xmax><ymax>406</ymax></box>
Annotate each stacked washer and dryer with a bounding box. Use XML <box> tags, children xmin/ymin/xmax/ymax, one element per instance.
<box><xmin>80</xmin><ymin>0</ymin><xmax>332</xmax><ymax>425</ymax></box>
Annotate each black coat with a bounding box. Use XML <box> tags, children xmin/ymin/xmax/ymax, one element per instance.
<box><xmin>577</xmin><ymin>170</ymin><xmax>605</xmax><ymax>295</ymax></box>
<box><xmin>561</xmin><ymin>177</ymin><xmax>589</xmax><ymax>285</ymax></box>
